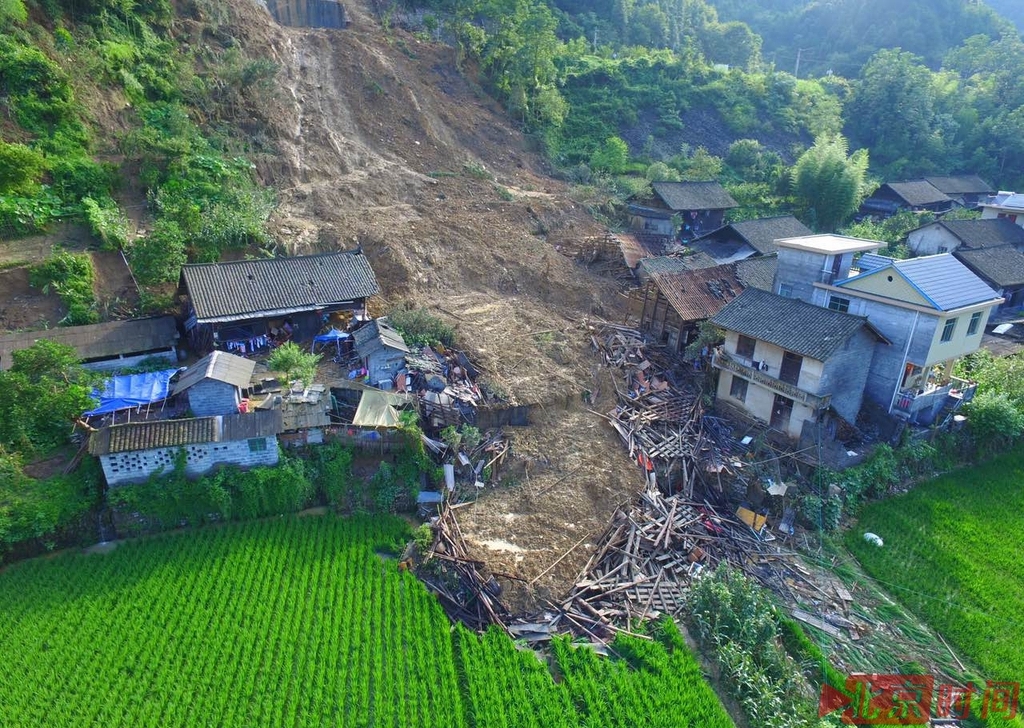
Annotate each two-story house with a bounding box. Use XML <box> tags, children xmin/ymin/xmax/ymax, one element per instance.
<box><xmin>980</xmin><ymin>192</ymin><xmax>1024</xmax><ymax>227</ymax></box>
<box><xmin>711</xmin><ymin>288</ymin><xmax>886</xmax><ymax>439</ymax></box>
<box><xmin>811</xmin><ymin>254</ymin><xmax>1003</xmax><ymax>424</ymax></box>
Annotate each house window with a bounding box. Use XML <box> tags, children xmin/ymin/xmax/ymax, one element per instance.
<box><xmin>938</xmin><ymin>246</ymin><xmax>949</xmax><ymax>254</ymax></box>
<box><xmin>736</xmin><ymin>334</ymin><xmax>756</xmax><ymax>359</ymax></box>
<box><xmin>828</xmin><ymin>295</ymin><xmax>851</xmax><ymax>313</ymax></box>
<box><xmin>248</xmin><ymin>438</ymin><xmax>268</xmax><ymax>453</ymax></box>
<box><xmin>968</xmin><ymin>311</ymin><xmax>982</xmax><ymax>336</ymax></box>
<box><xmin>778</xmin><ymin>283</ymin><xmax>793</xmax><ymax>298</ymax></box>
<box><xmin>729</xmin><ymin>375</ymin><xmax>748</xmax><ymax>403</ymax></box>
<box><xmin>941</xmin><ymin>318</ymin><xmax>957</xmax><ymax>342</ymax></box>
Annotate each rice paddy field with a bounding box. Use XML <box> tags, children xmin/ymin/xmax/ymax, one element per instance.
<box><xmin>0</xmin><ymin>515</ymin><xmax>733</xmax><ymax>728</ymax></box>
<box><xmin>846</xmin><ymin>447</ymin><xmax>1024</xmax><ymax>685</ymax></box>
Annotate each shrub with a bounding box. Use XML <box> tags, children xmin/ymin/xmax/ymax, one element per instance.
<box><xmin>387</xmin><ymin>305</ymin><xmax>455</xmax><ymax>347</ymax></box>
<box><xmin>966</xmin><ymin>390</ymin><xmax>1024</xmax><ymax>457</ymax></box>
<box><xmin>29</xmin><ymin>249</ymin><xmax>98</xmax><ymax>325</ymax></box>
<box><xmin>82</xmin><ymin>196</ymin><xmax>129</xmax><ymax>249</ymax></box>
<box><xmin>0</xmin><ymin>141</ymin><xmax>45</xmax><ymax>194</ymax></box>
<box><xmin>307</xmin><ymin>442</ymin><xmax>355</xmax><ymax>508</ymax></box>
<box><xmin>130</xmin><ymin>219</ymin><xmax>187</xmax><ymax>284</ymax></box>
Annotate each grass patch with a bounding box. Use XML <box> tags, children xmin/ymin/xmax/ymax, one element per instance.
<box><xmin>845</xmin><ymin>447</ymin><xmax>1024</xmax><ymax>684</ymax></box>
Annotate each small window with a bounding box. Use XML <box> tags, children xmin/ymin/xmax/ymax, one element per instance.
<box><xmin>778</xmin><ymin>283</ymin><xmax>793</xmax><ymax>298</ymax></box>
<box><xmin>248</xmin><ymin>438</ymin><xmax>268</xmax><ymax>453</ymax></box>
<box><xmin>941</xmin><ymin>318</ymin><xmax>957</xmax><ymax>342</ymax></box>
<box><xmin>828</xmin><ymin>295</ymin><xmax>851</xmax><ymax>313</ymax></box>
<box><xmin>967</xmin><ymin>311</ymin><xmax>982</xmax><ymax>336</ymax></box>
<box><xmin>938</xmin><ymin>246</ymin><xmax>949</xmax><ymax>254</ymax></box>
<box><xmin>736</xmin><ymin>334</ymin><xmax>756</xmax><ymax>359</ymax></box>
<box><xmin>729</xmin><ymin>376</ymin><xmax>748</xmax><ymax>403</ymax></box>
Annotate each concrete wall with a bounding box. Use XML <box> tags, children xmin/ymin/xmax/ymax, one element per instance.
<box><xmin>817</xmin><ymin>327</ymin><xmax>877</xmax><ymax>423</ymax></box>
<box><xmin>861</xmin><ymin>306</ymin><xmax>939</xmax><ymax>409</ymax></box>
<box><xmin>84</xmin><ymin>348</ymin><xmax>178</xmax><ymax>373</ymax></box>
<box><xmin>981</xmin><ymin>208</ymin><xmax>1024</xmax><ymax>227</ymax></box>
<box><xmin>773</xmin><ymin>248</ymin><xmax>828</xmax><ymax>303</ymax></box>
<box><xmin>907</xmin><ymin>225</ymin><xmax>961</xmax><ymax>256</ymax></box>
<box><xmin>100</xmin><ymin>436</ymin><xmax>279</xmax><ymax>486</ymax></box>
<box><xmin>926</xmin><ymin>307</ymin><xmax>991</xmax><ymax>364</ymax></box>
<box><xmin>188</xmin><ymin>379</ymin><xmax>242</xmax><ymax>417</ymax></box>
<box><xmin>366</xmin><ymin>348</ymin><xmax>407</xmax><ymax>387</ymax></box>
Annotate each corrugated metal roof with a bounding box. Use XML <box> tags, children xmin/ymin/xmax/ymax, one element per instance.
<box><xmin>712</xmin><ymin>288</ymin><xmax>878</xmax><ymax>361</ymax></box>
<box><xmin>650</xmin><ymin>264</ymin><xmax>744</xmax><ymax>323</ymax></box>
<box><xmin>651</xmin><ymin>181</ymin><xmax>738</xmax><ymax>211</ymax></box>
<box><xmin>89</xmin><ymin>411</ymin><xmax>281</xmax><ymax>455</ymax></box>
<box><xmin>856</xmin><ymin>253</ymin><xmax>895</xmax><ymax>273</ymax></box>
<box><xmin>182</xmin><ymin>251</ymin><xmax>380</xmax><ymax>323</ymax></box>
<box><xmin>172</xmin><ymin>351</ymin><xmax>256</xmax><ymax>394</ymax></box>
<box><xmin>879</xmin><ymin>180</ymin><xmax>951</xmax><ymax>207</ymax></box>
<box><xmin>936</xmin><ymin>219</ymin><xmax>1024</xmax><ymax>249</ymax></box>
<box><xmin>867</xmin><ymin>255</ymin><xmax>1003</xmax><ymax>310</ymax></box>
<box><xmin>0</xmin><ymin>316</ymin><xmax>178</xmax><ymax>371</ymax></box>
<box><xmin>954</xmin><ymin>246</ymin><xmax>1024</xmax><ymax>288</ymax></box>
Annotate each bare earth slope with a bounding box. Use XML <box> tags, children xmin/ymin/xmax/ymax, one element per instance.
<box><xmin>217</xmin><ymin>0</ymin><xmax>644</xmax><ymax>610</ymax></box>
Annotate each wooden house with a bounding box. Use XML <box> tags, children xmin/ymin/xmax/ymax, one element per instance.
<box><xmin>628</xmin><ymin>181</ymin><xmax>738</xmax><ymax>240</ymax></box>
<box><xmin>691</xmin><ymin>215</ymin><xmax>812</xmax><ymax>264</ymax></box>
<box><xmin>923</xmin><ymin>175</ymin><xmax>993</xmax><ymax>208</ymax></box>
<box><xmin>638</xmin><ymin>264</ymin><xmax>745</xmax><ymax>354</ymax></box>
<box><xmin>861</xmin><ymin>180</ymin><xmax>953</xmax><ymax>217</ymax></box>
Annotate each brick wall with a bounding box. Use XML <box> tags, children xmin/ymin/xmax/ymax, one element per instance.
<box><xmin>100</xmin><ymin>436</ymin><xmax>279</xmax><ymax>486</ymax></box>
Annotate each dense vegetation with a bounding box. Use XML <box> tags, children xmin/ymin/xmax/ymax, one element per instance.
<box><xmin>846</xmin><ymin>447</ymin><xmax>1024</xmax><ymax>686</ymax></box>
<box><xmin>0</xmin><ymin>515</ymin><xmax>734</xmax><ymax>727</ymax></box>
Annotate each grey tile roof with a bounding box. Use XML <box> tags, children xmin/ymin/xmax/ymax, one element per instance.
<box><xmin>182</xmin><ymin>252</ymin><xmax>380</xmax><ymax>323</ymax></box>
<box><xmin>353</xmin><ymin>318</ymin><xmax>410</xmax><ymax>357</ymax></box>
<box><xmin>638</xmin><ymin>252</ymin><xmax>719</xmax><ymax>276</ymax></box>
<box><xmin>879</xmin><ymin>181</ymin><xmax>952</xmax><ymax>207</ymax></box>
<box><xmin>0</xmin><ymin>316</ymin><xmax>178</xmax><ymax>371</ymax></box>
<box><xmin>953</xmin><ymin>245</ymin><xmax>1024</xmax><ymax>288</ymax></box>
<box><xmin>734</xmin><ymin>255</ymin><xmax>778</xmax><ymax>291</ymax></box>
<box><xmin>924</xmin><ymin>175</ymin><xmax>992</xmax><ymax>195</ymax></box>
<box><xmin>937</xmin><ymin>219</ymin><xmax>1024</xmax><ymax>249</ymax></box>
<box><xmin>172</xmin><ymin>351</ymin><xmax>256</xmax><ymax>394</ymax></box>
<box><xmin>711</xmin><ymin>288</ymin><xmax>877</xmax><ymax>361</ymax></box>
<box><xmin>89</xmin><ymin>411</ymin><xmax>281</xmax><ymax>455</ymax></box>
<box><xmin>880</xmin><ymin>255</ymin><xmax>1002</xmax><ymax>310</ymax></box>
<box><xmin>651</xmin><ymin>181</ymin><xmax>738</xmax><ymax>211</ymax></box>
<box><xmin>726</xmin><ymin>215</ymin><xmax>814</xmax><ymax>255</ymax></box>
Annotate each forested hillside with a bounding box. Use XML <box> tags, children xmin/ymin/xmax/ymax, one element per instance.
<box><xmin>986</xmin><ymin>0</ymin><xmax>1024</xmax><ymax>32</ymax></box>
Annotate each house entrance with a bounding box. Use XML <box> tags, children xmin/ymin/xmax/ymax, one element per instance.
<box><xmin>779</xmin><ymin>351</ymin><xmax>803</xmax><ymax>386</ymax></box>
<box><xmin>771</xmin><ymin>394</ymin><xmax>794</xmax><ymax>430</ymax></box>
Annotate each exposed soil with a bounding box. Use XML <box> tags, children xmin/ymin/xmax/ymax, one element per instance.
<box><xmin>0</xmin><ymin>266</ymin><xmax>66</xmax><ymax>330</ymax></box>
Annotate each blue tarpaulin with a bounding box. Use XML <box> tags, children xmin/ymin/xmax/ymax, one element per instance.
<box><xmin>312</xmin><ymin>328</ymin><xmax>350</xmax><ymax>356</ymax></box>
<box><xmin>83</xmin><ymin>369</ymin><xmax>179</xmax><ymax>416</ymax></box>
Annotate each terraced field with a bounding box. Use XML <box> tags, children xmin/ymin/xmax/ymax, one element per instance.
<box><xmin>0</xmin><ymin>515</ymin><xmax>732</xmax><ymax>728</ymax></box>
<box><xmin>846</xmin><ymin>448</ymin><xmax>1024</xmax><ymax>685</ymax></box>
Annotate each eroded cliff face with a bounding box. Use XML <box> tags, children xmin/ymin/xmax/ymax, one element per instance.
<box><xmin>221</xmin><ymin>0</ymin><xmax>644</xmax><ymax>609</ymax></box>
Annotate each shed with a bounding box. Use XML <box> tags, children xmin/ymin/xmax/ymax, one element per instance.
<box><xmin>172</xmin><ymin>350</ymin><xmax>256</xmax><ymax>417</ymax></box>
<box><xmin>353</xmin><ymin>318</ymin><xmax>410</xmax><ymax>387</ymax></box>
<box><xmin>0</xmin><ymin>316</ymin><xmax>179</xmax><ymax>371</ymax></box>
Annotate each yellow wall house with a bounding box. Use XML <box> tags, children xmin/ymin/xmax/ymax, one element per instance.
<box><xmin>710</xmin><ymin>288</ymin><xmax>886</xmax><ymax>440</ymax></box>
<box><xmin>812</xmin><ymin>253</ymin><xmax>1004</xmax><ymax>424</ymax></box>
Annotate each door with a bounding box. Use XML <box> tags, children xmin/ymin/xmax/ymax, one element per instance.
<box><xmin>779</xmin><ymin>351</ymin><xmax>803</xmax><ymax>386</ymax></box>
<box><xmin>771</xmin><ymin>394</ymin><xmax>794</xmax><ymax>431</ymax></box>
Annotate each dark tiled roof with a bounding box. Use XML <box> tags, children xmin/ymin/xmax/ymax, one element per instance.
<box><xmin>954</xmin><ymin>246</ymin><xmax>1024</xmax><ymax>288</ymax></box>
<box><xmin>182</xmin><ymin>252</ymin><xmax>380</xmax><ymax>323</ymax></box>
<box><xmin>0</xmin><ymin>316</ymin><xmax>178</xmax><ymax>371</ymax></box>
<box><xmin>734</xmin><ymin>255</ymin><xmax>778</xmax><ymax>291</ymax></box>
<box><xmin>712</xmin><ymin>288</ymin><xmax>877</xmax><ymax>361</ymax></box>
<box><xmin>938</xmin><ymin>219</ymin><xmax>1024</xmax><ymax>249</ymax></box>
<box><xmin>878</xmin><ymin>181</ymin><xmax>951</xmax><ymax>207</ymax></box>
<box><xmin>650</xmin><ymin>264</ymin><xmax>744</xmax><ymax>322</ymax></box>
<box><xmin>172</xmin><ymin>351</ymin><xmax>255</xmax><ymax>394</ymax></box>
<box><xmin>726</xmin><ymin>215</ymin><xmax>814</xmax><ymax>255</ymax></box>
<box><xmin>923</xmin><ymin>175</ymin><xmax>992</xmax><ymax>195</ymax></box>
<box><xmin>638</xmin><ymin>252</ymin><xmax>719</xmax><ymax>276</ymax></box>
<box><xmin>651</xmin><ymin>181</ymin><xmax>738</xmax><ymax>211</ymax></box>
<box><xmin>89</xmin><ymin>411</ymin><xmax>282</xmax><ymax>455</ymax></box>
<box><xmin>353</xmin><ymin>318</ymin><xmax>410</xmax><ymax>356</ymax></box>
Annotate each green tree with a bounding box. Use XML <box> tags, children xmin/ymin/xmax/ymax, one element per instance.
<box><xmin>790</xmin><ymin>135</ymin><xmax>868</xmax><ymax>232</ymax></box>
<box><xmin>589</xmin><ymin>136</ymin><xmax>629</xmax><ymax>173</ymax></box>
<box><xmin>680</xmin><ymin>146</ymin><xmax>723</xmax><ymax>180</ymax></box>
<box><xmin>130</xmin><ymin>219</ymin><xmax>187</xmax><ymax>284</ymax></box>
<box><xmin>0</xmin><ymin>141</ymin><xmax>45</xmax><ymax>194</ymax></box>
<box><xmin>266</xmin><ymin>342</ymin><xmax>321</xmax><ymax>391</ymax></box>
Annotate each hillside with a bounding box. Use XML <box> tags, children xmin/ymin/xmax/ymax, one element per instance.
<box><xmin>987</xmin><ymin>0</ymin><xmax>1024</xmax><ymax>30</ymax></box>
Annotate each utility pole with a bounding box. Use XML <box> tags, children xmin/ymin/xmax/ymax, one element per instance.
<box><xmin>794</xmin><ymin>47</ymin><xmax>804</xmax><ymax>78</ymax></box>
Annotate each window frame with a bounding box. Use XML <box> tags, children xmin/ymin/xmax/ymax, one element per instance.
<box><xmin>940</xmin><ymin>317</ymin><xmax>957</xmax><ymax>343</ymax></box>
<box><xmin>729</xmin><ymin>375</ymin><xmax>748</xmax><ymax>403</ymax></box>
<box><xmin>736</xmin><ymin>334</ymin><xmax>756</xmax><ymax>359</ymax></box>
<box><xmin>248</xmin><ymin>438</ymin><xmax>268</xmax><ymax>453</ymax></box>
<box><xmin>967</xmin><ymin>311</ymin><xmax>982</xmax><ymax>336</ymax></box>
<box><xmin>778</xmin><ymin>282</ymin><xmax>793</xmax><ymax>298</ymax></box>
<box><xmin>827</xmin><ymin>295</ymin><xmax>851</xmax><ymax>313</ymax></box>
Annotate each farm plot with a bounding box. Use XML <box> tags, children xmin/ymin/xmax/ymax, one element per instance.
<box><xmin>846</xmin><ymin>447</ymin><xmax>1024</xmax><ymax>684</ymax></box>
<box><xmin>0</xmin><ymin>515</ymin><xmax>732</xmax><ymax>728</ymax></box>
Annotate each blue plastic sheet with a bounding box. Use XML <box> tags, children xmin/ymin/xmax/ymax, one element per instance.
<box><xmin>83</xmin><ymin>368</ymin><xmax>179</xmax><ymax>416</ymax></box>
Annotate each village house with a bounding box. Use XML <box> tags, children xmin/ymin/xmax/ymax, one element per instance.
<box><xmin>922</xmin><ymin>175</ymin><xmax>993</xmax><ymax>208</ymax></box>
<box><xmin>638</xmin><ymin>264</ymin><xmax>745</xmax><ymax>354</ymax></box>
<box><xmin>171</xmin><ymin>350</ymin><xmax>256</xmax><ymax>417</ymax></box>
<box><xmin>628</xmin><ymin>181</ymin><xmax>738</xmax><ymax>240</ymax></box>
<box><xmin>810</xmin><ymin>253</ymin><xmax>1003</xmax><ymax>424</ymax></box>
<box><xmin>979</xmin><ymin>191</ymin><xmax>1024</xmax><ymax>226</ymax></box>
<box><xmin>179</xmin><ymin>250</ymin><xmax>380</xmax><ymax>355</ymax></box>
<box><xmin>352</xmin><ymin>318</ymin><xmax>410</xmax><ymax>389</ymax></box>
<box><xmin>906</xmin><ymin>218</ymin><xmax>1024</xmax><ymax>256</ymax></box>
<box><xmin>690</xmin><ymin>215</ymin><xmax>812</xmax><ymax>264</ymax></box>
<box><xmin>860</xmin><ymin>180</ymin><xmax>953</xmax><ymax>218</ymax></box>
<box><xmin>710</xmin><ymin>288</ymin><xmax>886</xmax><ymax>439</ymax></box>
<box><xmin>634</xmin><ymin>250</ymin><xmax>718</xmax><ymax>282</ymax></box>
<box><xmin>0</xmin><ymin>316</ymin><xmax>179</xmax><ymax>372</ymax></box>
<box><xmin>89</xmin><ymin>410</ymin><xmax>282</xmax><ymax>486</ymax></box>
<box><xmin>952</xmin><ymin>246</ymin><xmax>1024</xmax><ymax>311</ymax></box>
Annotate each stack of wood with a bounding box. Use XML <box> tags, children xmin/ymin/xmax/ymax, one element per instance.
<box><xmin>419</xmin><ymin>502</ymin><xmax>512</xmax><ymax>633</ymax></box>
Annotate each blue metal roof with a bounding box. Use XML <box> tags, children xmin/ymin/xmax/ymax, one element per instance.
<box><xmin>839</xmin><ymin>254</ymin><xmax>1001</xmax><ymax>310</ymax></box>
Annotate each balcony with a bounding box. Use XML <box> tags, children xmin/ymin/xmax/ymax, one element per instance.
<box><xmin>892</xmin><ymin>376</ymin><xmax>977</xmax><ymax>421</ymax></box>
<box><xmin>712</xmin><ymin>348</ymin><xmax>831</xmax><ymax>409</ymax></box>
